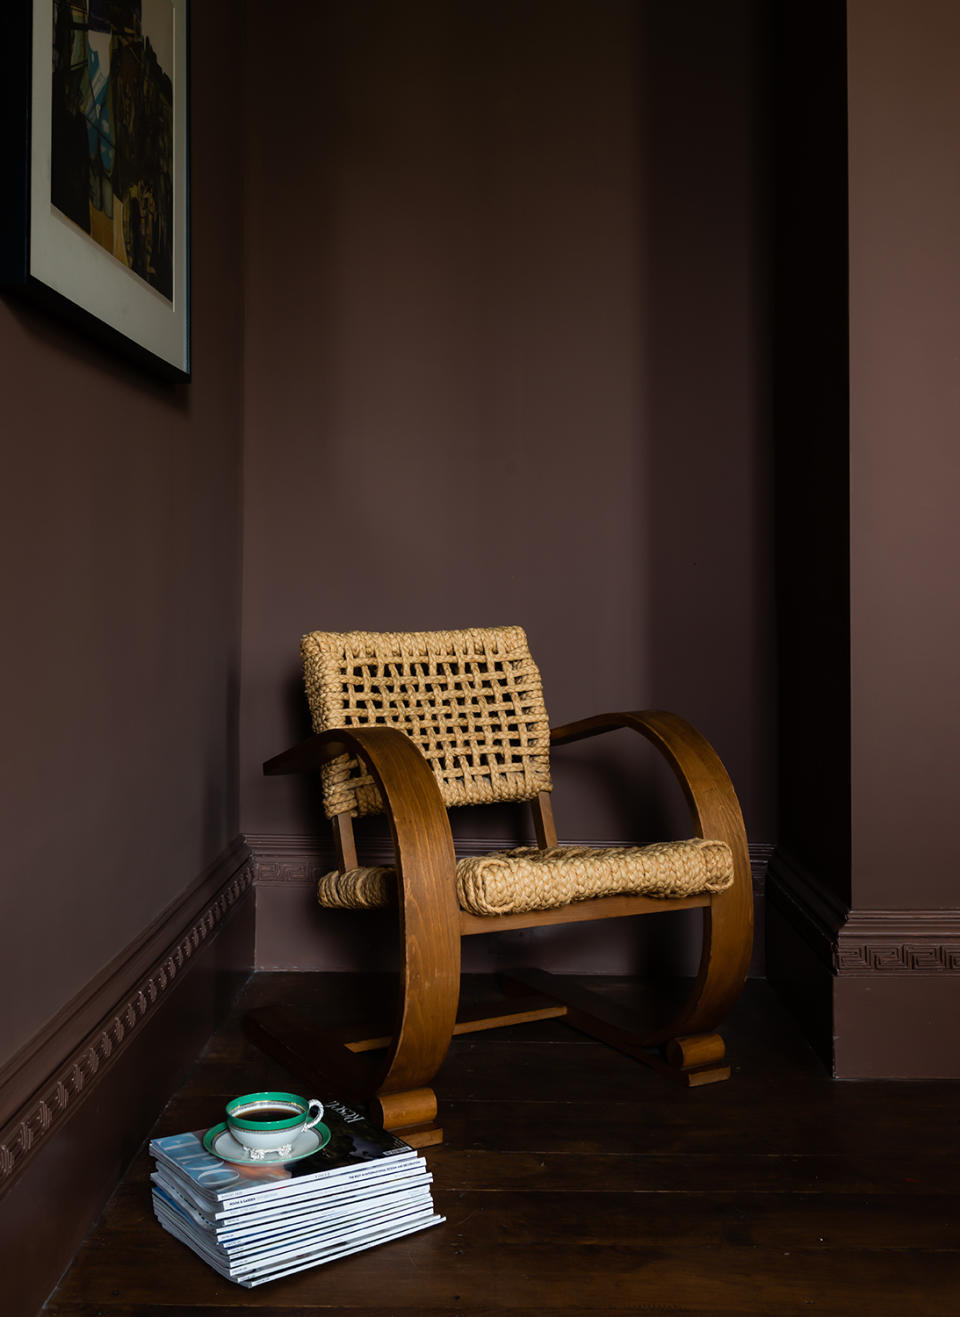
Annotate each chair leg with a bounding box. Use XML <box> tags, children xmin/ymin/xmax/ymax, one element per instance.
<box><xmin>664</xmin><ymin>1033</ymin><xmax>730</xmax><ymax>1085</ymax></box>
<box><xmin>248</xmin><ymin>728</ymin><xmax>464</xmax><ymax>1144</ymax></box>
<box><xmin>369</xmin><ymin>1087</ymin><xmax>443</xmax><ymax>1149</ymax></box>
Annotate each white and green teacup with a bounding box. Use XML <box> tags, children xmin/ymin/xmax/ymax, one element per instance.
<box><xmin>225</xmin><ymin>1090</ymin><xmax>324</xmax><ymax>1159</ymax></box>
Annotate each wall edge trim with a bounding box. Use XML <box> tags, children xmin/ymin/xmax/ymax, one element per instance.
<box><xmin>767</xmin><ymin>846</ymin><xmax>960</xmax><ymax>975</ymax></box>
<box><xmin>0</xmin><ymin>838</ymin><xmax>253</xmax><ymax>1198</ymax></box>
<box><xmin>245</xmin><ymin>832</ymin><xmax>772</xmax><ymax>892</ymax></box>
<box><xmin>837</xmin><ymin>910</ymin><xmax>960</xmax><ymax>974</ymax></box>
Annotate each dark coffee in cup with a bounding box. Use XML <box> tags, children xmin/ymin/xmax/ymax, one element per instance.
<box><xmin>225</xmin><ymin>1090</ymin><xmax>324</xmax><ymax>1159</ymax></box>
<box><xmin>240</xmin><ymin>1105</ymin><xmax>299</xmax><ymax>1122</ymax></box>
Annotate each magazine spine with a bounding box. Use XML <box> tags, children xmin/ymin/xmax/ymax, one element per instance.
<box><xmin>152</xmin><ymin>1175</ymin><xmax>435</xmax><ymax>1253</ymax></box>
<box><xmin>156</xmin><ymin>1194</ymin><xmax>438</xmax><ymax>1269</ymax></box>
<box><xmin>155</xmin><ymin>1206</ymin><xmax>444</xmax><ymax>1289</ymax></box>
<box><xmin>242</xmin><ymin>1215</ymin><xmax>445</xmax><ymax>1288</ymax></box>
<box><xmin>150</xmin><ymin>1166</ymin><xmax>432</xmax><ymax>1238</ymax></box>
<box><xmin>154</xmin><ymin>1196</ymin><xmax>442</xmax><ymax>1279</ymax></box>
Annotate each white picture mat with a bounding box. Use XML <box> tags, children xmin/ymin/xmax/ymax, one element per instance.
<box><xmin>30</xmin><ymin>0</ymin><xmax>189</xmax><ymax>372</ymax></box>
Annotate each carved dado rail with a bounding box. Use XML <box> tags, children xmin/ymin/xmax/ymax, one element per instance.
<box><xmin>0</xmin><ymin>847</ymin><xmax>253</xmax><ymax>1196</ymax></box>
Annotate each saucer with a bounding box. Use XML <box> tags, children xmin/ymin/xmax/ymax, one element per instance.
<box><xmin>202</xmin><ymin>1121</ymin><xmax>331</xmax><ymax>1165</ymax></box>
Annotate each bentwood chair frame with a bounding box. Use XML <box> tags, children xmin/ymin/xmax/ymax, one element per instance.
<box><xmin>246</xmin><ymin>630</ymin><xmax>753</xmax><ymax>1148</ymax></box>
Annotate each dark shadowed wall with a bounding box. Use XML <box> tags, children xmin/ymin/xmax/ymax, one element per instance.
<box><xmin>771</xmin><ymin>0</ymin><xmax>851</xmax><ymax>907</ymax></box>
<box><xmin>240</xmin><ymin>0</ymin><xmax>776</xmax><ymax>942</ymax></box>
<box><xmin>0</xmin><ymin>2</ymin><xmax>245</xmax><ymax>1072</ymax></box>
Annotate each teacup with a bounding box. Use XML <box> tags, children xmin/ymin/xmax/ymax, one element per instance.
<box><xmin>225</xmin><ymin>1090</ymin><xmax>324</xmax><ymax>1160</ymax></box>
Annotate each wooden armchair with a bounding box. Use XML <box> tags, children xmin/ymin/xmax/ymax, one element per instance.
<box><xmin>246</xmin><ymin>626</ymin><xmax>752</xmax><ymax>1148</ymax></box>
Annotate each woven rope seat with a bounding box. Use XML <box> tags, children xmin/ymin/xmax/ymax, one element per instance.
<box><xmin>318</xmin><ymin>837</ymin><xmax>734</xmax><ymax>916</ymax></box>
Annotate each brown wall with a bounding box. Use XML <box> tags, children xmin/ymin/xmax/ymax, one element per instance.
<box><xmin>0</xmin><ymin>3</ymin><xmax>245</xmax><ymax>1072</ymax></box>
<box><xmin>0</xmin><ymin>0</ymin><xmax>778</xmax><ymax>1056</ymax></box>
<box><xmin>240</xmin><ymin>0</ymin><xmax>776</xmax><ymax>879</ymax></box>
<box><xmin>847</xmin><ymin>0</ymin><xmax>960</xmax><ymax>911</ymax></box>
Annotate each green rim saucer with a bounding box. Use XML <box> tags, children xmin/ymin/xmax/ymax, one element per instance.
<box><xmin>202</xmin><ymin>1120</ymin><xmax>331</xmax><ymax>1165</ymax></box>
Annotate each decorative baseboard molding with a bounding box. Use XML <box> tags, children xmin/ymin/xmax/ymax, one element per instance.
<box><xmin>0</xmin><ymin>838</ymin><xmax>253</xmax><ymax>1199</ymax></box>
<box><xmin>766</xmin><ymin>845</ymin><xmax>960</xmax><ymax>1077</ymax></box>
<box><xmin>247</xmin><ymin>832</ymin><xmax>536</xmax><ymax>885</ymax></box>
<box><xmin>837</xmin><ymin>909</ymin><xmax>960</xmax><ymax>974</ymax></box>
<box><xmin>247</xmin><ymin>832</ymin><xmax>773</xmax><ymax>894</ymax></box>
<box><xmin>767</xmin><ymin>847</ymin><xmax>960</xmax><ymax>975</ymax></box>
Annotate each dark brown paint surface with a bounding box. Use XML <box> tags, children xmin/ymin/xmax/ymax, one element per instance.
<box><xmin>847</xmin><ymin>0</ymin><xmax>960</xmax><ymax>910</ymax></box>
<box><xmin>0</xmin><ymin>2</ymin><xmax>245</xmax><ymax>1069</ymax></box>
<box><xmin>239</xmin><ymin>0</ymin><xmax>777</xmax><ymax>858</ymax></box>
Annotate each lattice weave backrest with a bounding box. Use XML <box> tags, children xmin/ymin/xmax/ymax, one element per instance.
<box><xmin>300</xmin><ymin>627</ymin><xmax>553</xmax><ymax>819</ymax></box>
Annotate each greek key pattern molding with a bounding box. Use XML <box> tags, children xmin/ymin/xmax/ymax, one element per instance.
<box><xmin>836</xmin><ymin>941</ymin><xmax>960</xmax><ymax>974</ymax></box>
<box><xmin>768</xmin><ymin>848</ymin><xmax>960</xmax><ymax>975</ymax></box>
<box><xmin>0</xmin><ymin>859</ymin><xmax>254</xmax><ymax>1191</ymax></box>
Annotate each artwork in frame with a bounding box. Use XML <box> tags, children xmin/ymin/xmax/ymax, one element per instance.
<box><xmin>1</xmin><ymin>0</ymin><xmax>190</xmax><ymax>379</ymax></box>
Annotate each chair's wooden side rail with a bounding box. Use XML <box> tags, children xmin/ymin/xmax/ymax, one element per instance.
<box><xmin>550</xmin><ymin>710</ymin><xmax>753</xmax><ymax>1045</ymax></box>
<box><xmin>264</xmin><ymin>729</ymin><xmax>461</xmax><ymax>1096</ymax></box>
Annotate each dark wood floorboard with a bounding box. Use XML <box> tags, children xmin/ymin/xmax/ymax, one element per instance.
<box><xmin>44</xmin><ymin>975</ymin><xmax>960</xmax><ymax>1317</ymax></box>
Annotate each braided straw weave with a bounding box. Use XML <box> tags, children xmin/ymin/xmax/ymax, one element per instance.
<box><xmin>301</xmin><ymin>627</ymin><xmax>552</xmax><ymax>820</ymax></box>
<box><xmin>317</xmin><ymin>838</ymin><xmax>734</xmax><ymax>916</ymax></box>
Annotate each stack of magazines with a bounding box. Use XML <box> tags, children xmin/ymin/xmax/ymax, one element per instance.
<box><xmin>149</xmin><ymin>1097</ymin><xmax>443</xmax><ymax>1287</ymax></box>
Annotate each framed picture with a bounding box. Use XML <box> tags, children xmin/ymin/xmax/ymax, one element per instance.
<box><xmin>2</xmin><ymin>1</ymin><xmax>190</xmax><ymax>379</ymax></box>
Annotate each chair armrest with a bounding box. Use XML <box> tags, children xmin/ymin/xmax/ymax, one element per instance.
<box><xmin>551</xmin><ymin>710</ymin><xmax>753</xmax><ymax>1030</ymax></box>
<box><xmin>263</xmin><ymin>725</ymin><xmax>461</xmax><ymax>1092</ymax></box>
<box><xmin>263</xmin><ymin>732</ymin><xmax>354</xmax><ymax>775</ymax></box>
<box><xmin>264</xmin><ymin>727</ymin><xmax>458</xmax><ymax>905</ymax></box>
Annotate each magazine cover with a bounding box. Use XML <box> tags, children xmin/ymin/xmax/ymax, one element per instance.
<box><xmin>152</xmin><ymin>1152</ymin><xmax>428</xmax><ymax>1220</ymax></box>
<box><xmin>150</xmin><ymin>1097</ymin><xmax>416</xmax><ymax>1209</ymax></box>
<box><xmin>153</xmin><ymin>1146</ymin><xmax>423</xmax><ymax>1217</ymax></box>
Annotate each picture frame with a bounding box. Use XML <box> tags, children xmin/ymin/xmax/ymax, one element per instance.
<box><xmin>1</xmin><ymin>0</ymin><xmax>190</xmax><ymax>380</ymax></box>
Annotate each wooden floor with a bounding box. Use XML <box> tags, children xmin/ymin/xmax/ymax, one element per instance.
<box><xmin>45</xmin><ymin>974</ymin><xmax>960</xmax><ymax>1317</ymax></box>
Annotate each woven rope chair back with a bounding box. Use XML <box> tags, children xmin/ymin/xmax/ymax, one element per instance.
<box><xmin>301</xmin><ymin>626</ymin><xmax>553</xmax><ymax>820</ymax></box>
